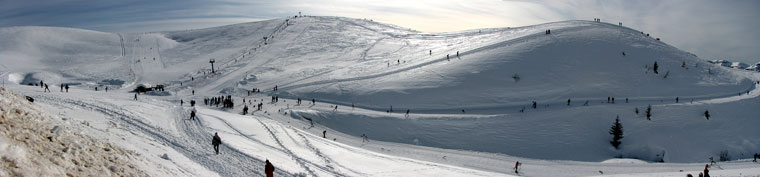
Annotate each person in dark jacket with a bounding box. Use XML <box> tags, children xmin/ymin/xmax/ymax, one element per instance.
<box><xmin>265</xmin><ymin>159</ymin><xmax>275</xmax><ymax>177</ymax></box>
<box><xmin>190</xmin><ymin>110</ymin><xmax>196</xmax><ymax>120</ymax></box>
<box><xmin>704</xmin><ymin>164</ymin><xmax>710</xmax><ymax>177</ymax></box>
<box><xmin>212</xmin><ymin>132</ymin><xmax>222</xmax><ymax>154</ymax></box>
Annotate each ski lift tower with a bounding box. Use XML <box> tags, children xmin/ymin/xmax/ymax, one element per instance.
<box><xmin>209</xmin><ymin>59</ymin><xmax>216</xmax><ymax>73</ymax></box>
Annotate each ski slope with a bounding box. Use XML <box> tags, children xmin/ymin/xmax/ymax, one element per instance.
<box><xmin>1</xmin><ymin>16</ymin><xmax>760</xmax><ymax>176</ymax></box>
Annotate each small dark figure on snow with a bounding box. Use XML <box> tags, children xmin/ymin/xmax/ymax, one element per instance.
<box><xmin>190</xmin><ymin>110</ymin><xmax>196</xmax><ymax>120</ymax></box>
<box><xmin>514</xmin><ymin>161</ymin><xmax>521</xmax><ymax>174</ymax></box>
<box><xmin>134</xmin><ymin>93</ymin><xmax>138</xmax><ymax>100</ymax></box>
<box><xmin>265</xmin><ymin>159</ymin><xmax>275</xmax><ymax>177</ymax></box>
<box><xmin>60</xmin><ymin>84</ymin><xmax>64</xmax><ymax>92</ymax></box>
<box><xmin>312</xmin><ymin>99</ymin><xmax>315</xmax><ymax>105</ymax></box>
<box><xmin>704</xmin><ymin>164</ymin><xmax>710</xmax><ymax>177</ymax></box>
<box><xmin>704</xmin><ymin>110</ymin><xmax>710</xmax><ymax>120</ymax></box>
<box><xmin>323</xmin><ymin>130</ymin><xmax>327</xmax><ymax>138</ymax></box>
<box><xmin>212</xmin><ymin>132</ymin><xmax>222</xmax><ymax>154</ymax></box>
<box><xmin>65</xmin><ymin>84</ymin><xmax>69</xmax><ymax>92</ymax></box>
<box><xmin>191</xmin><ymin>100</ymin><xmax>195</xmax><ymax>107</ymax></box>
<box><xmin>753</xmin><ymin>153</ymin><xmax>757</xmax><ymax>162</ymax></box>
<box><xmin>567</xmin><ymin>98</ymin><xmax>571</xmax><ymax>106</ymax></box>
<box><xmin>181</xmin><ymin>99</ymin><xmax>184</xmax><ymax>106</ymax></box>
<box><xmin>676</xmin><ymin>97</ymin><xmax>679</xmax><ymax>103</ymax></box>
<box><xmin>44</xmin><ymin>84</ymin><xmax>50</xmax><ymax>92</ymax></box>
<box><xmin>532</xmin><ymin>101</ymin><xmax>537</xmax><ymax>109</ymax></box>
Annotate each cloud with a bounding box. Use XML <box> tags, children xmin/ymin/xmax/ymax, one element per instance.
<box><xmin>1</xmin><ymin>0</ymin><xmax>758</xmax><ymax>63</ymax></box>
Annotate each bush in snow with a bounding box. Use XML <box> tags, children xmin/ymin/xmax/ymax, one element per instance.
<box><xmin>609</xmin><ymin>116</ymin><xmax>624</xmax><ymax>149</ymax></box>
<box><xmin>719</xmin><ymin>150</ymin><xmax>731</xmax><ymax>161</ymax></box>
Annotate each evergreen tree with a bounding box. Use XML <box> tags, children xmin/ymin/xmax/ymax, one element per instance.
<box><xmin>653</xmin><ymin>61</ymin><xmax>659</xmax><ymax>74</ymax></box>
<box><xmin>609</xmin><ymin>116</ymin><xmax>624</xmax><ymax>149</ymax></box>
<box><xmin>646</xmin><ymin>104</ymin><xmax>652</xmax><ymax>120</ymax></box>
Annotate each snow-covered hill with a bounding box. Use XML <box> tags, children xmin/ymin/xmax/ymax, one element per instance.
<box><xmin>1</xmin><ymin>16</ymin><xmax>759</xmax><ymax>176</ymax></box>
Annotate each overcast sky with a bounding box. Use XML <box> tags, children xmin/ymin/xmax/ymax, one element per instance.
<box><xmin>1</xmin><ymin>0</ymin><xmax>758</xmax><ymax>63</ymax></box>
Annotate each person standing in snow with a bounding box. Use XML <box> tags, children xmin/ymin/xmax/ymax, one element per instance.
<box><xmin>40</xmin><ymin>80</ymin><xmax>44</xmax><ymax>88</ymax></box>
<box><xmin>65</xmin><ymin>84</ymin><xmax>69</xmax><ymax>92</ymax></box>
<box><xmin>212</xmin><ymin>132</ymin><xmax>222</xmax><ymax>154</ymax></box>
<box><xmin>753</xmin><ymin>153</ymin><xmax>757</xmax><ymax>162</ymax></box>
<box><xmin>60</xmin><ymin>84</ymin><xmax>64</xmax><ymax>92</ymax></box>
<box><xmin>181</xmin><ymin>99</ymin><xmax>184</xmax><ymax>106</ymax></box>
<box><xmin>703</xmin><ymin>164</ymin><xmax>710</xmax><ymax>177</ymax></box>
<box><xmin>265</xmin><ymin>159</ymin><xmax>275</xmax><ymax>177</ymax></box>
<box><xmin>105</xmin><ymin>87</ymin><xmax>108</xmax><ymax>92</ymax></box>
<box><xmin>190</xmin><ymin>110</ymin><xmax>196</xmax><ymax>120</ymax></box>
<box><xmin>323</xmin><ymin>130</ymin><xmax>327</xmax><ymax>138</ymax></box>
<box><xmin>44</xmin><ymin>84</ymin><xmax>50</xmax><ymax>92</ymax></box>
<box><xmin>134</xmin><ymin>93</ymin><xmax>138</xmax><ymax>100</ymax></box>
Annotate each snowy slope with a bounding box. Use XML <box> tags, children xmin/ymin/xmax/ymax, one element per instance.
<box><xmin>2</xmin><ymin>15</ymin><xmax>760</xmax><ymax>177</ymax></box>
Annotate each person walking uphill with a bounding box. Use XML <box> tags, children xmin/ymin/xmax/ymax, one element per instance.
<box><xmin>212</xmin><ymin>132</ymin><xmax>222</xmax><ymax>154</ymax></box>
<box><xmin>265</xmin><ymin>159</ymin><xmax>275</xmax><ymax>177</ymax></box>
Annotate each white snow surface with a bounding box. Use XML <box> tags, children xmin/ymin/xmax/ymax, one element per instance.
<box><xmin>1</xmin><ymin>16</ymin><xmax>760</xmax><ymax>176</ymax></box>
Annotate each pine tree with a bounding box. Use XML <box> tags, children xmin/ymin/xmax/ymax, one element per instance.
<box><xmin>653</xmin><ymin>61</ymin><xmax>659</xmax><ymax>74</ymax></box>
<box><xmin>646</xmin><ymin>104</ymin><xmax>652</xmax><ymax>120</ymax></box>
<box><xmin>609</xmin><ymin>116</ymin><xmax>624</xmax><ymax>149</ymax></box>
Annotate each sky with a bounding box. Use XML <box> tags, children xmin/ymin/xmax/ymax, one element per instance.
<box><xmin>1</xmin><ymin>0</ymin><xmax>759</xmax><ymax>63</ymax></box>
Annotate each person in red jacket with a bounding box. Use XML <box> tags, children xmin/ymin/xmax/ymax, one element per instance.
<box><xmin>265</xmin><ymin>159</ymin><xmax>275</xmax><ymax>177</ymax></box>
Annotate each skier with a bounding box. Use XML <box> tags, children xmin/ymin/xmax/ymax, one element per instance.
<box><xmin>607</xmin><ymin>97</ymin><xmax>610</xmax><ymax>103</ymax></box>
<box><xmin>676</xmin><ymin>97</ymin><xmax>679</xmax><ymax>103</ymax></box>
<box><xmin>190</xmin><ymin>110</ymin><xmax>196</xmax><ymax>120</ymax></box>
<box><xmin>753</xmin><ymin>153</ymin><xmax>757</xmax><ymax>162</ymax></box>
<box><xmin>406</xmin><ymin>109</ymin><xmax>410</xmax><ymax>117</ymax></box>
<box><xmin>212</xmin><ymin>132</ymin><xmax>222</xmax><ymax>154</ymax></box>
<box><xmin>192</xmin><ymin>90</ymin><xmax>195</xmax><ymax>95</ymax></box>
<box><xmin>95</xmin><ymin>87</ymin><xmax>98</xmax><ymax>91</ymax></box>
<box><xmin>704</xmin><ymin>164</ymin><xmax>710</xmax><ymax>177</ymax></box>
<box><xmin>65</xmin><ymin>84</ymin><xmax>69</xmax><ymax>92</ymax></box>
<box><xmin>362</xmin><ymin>134</ymin><xmax>369</xmax><ymax>143</ymax></box>
<box><xmin>60</xmin><ymin>84</ymin><xmax>64</xmax><ymax>92</ymax></box>
<box><xmin>429</xmin><ymin>50</ymin><xmax>432</xmax><ymax>55</ymax></box>
<box><xmin>532</xmin><ymin>101</ymin><xmax>537</xmax><ymax>109</ymax></box>
<box><xmin>514</xmin><ymin>161</ymin><xmax>521</xmax><ymax>174</ymax></box>
<box><xmin>105</xmin><ymin>87</ymin><xmax>108</xmax><ymax>92</ymax></box>
<box><xmin>312</xmin><ymin>99</ymin><xmax>315</xmax><ymax>105</ymax></box>
<box><xmin>265</xmin><ymin>159</ymin><xmax>275</xmax><ymax>177</ymax></box>
<box><xmin>567</xmin><ymin>98</ymin><xmax>571</xmax><ymax>106</ymax></box>
<box><xmin>181</xmin><ymin>99</ymin><xmax>184</xmax><ymax>106</ymax></box>
<box><xmin>323</xmin><ymin>130</ymin><xmax>327</xmax><ymax>138</ymax></box>
<box><xmin>134</xmin><ymin>93</ymin><xmax>138</xmax><ymax>100</ymax></box>
<box><xmin>191</xmin><ymin>100</ymin><xmax>195</xmax><ymax>107</ymax></box>
<box><xmin>456</xmin><ymin>51</ymin><xmax>459</xmax><ymax>57</ymax></box>
<box><xmin>40</xmin><ymin>80</ymin><xmax>44</xmax><ymax>88</ymax></box>
<box><xmin>44</xmin><ymin>84</ymin><xmax>50</xmax><ymax>92</ymax></box>
<box><xmin>243</xmin><ymin>105</ymin><xmax>248</xmax><ymax>115</ymax></box>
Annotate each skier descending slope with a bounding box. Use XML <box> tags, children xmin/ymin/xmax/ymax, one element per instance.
<box><xmin>212</xmin><ymin>132</ymin><xmax>222</xmax><ymax>154</ymax></box>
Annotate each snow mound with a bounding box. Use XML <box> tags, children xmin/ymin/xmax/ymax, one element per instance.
<box><xmin>0</xmin><ymin>88</ymin><xmax>148</xmax><ymax>177</ymax></box>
